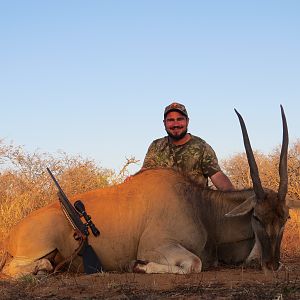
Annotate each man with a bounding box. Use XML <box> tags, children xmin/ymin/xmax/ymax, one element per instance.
<box><xmin>142</xmin><ymin>102</ymin><xmax>234</xmax><ymax>191</ymax></box>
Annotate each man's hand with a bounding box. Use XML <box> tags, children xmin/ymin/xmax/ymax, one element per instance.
<box><xmin>210</xmin><ymin>171</ymin><xmax>235</xmax><ymax>191</ymax></box>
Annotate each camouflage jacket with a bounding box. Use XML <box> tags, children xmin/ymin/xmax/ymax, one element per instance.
<box><xmin>142</xmin><ymin>134</ymin><xmax>221</xmax><ymax>187</ymax></box>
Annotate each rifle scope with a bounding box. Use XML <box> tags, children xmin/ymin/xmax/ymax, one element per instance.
<box><xmin>74</xmin><ymin>200</ymin><xmax>100</xmax><ymax>237</ymax></box>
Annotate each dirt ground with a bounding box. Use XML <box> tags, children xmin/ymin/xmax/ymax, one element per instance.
<box><xmin>1</xmin><ymin>257</ymin><xmax>300</xmax><ymax>299</ymax></box>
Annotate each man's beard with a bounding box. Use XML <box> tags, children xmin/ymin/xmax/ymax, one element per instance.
<box><xmin>166</xmin><ymin>127</ymin><xmax>188</xmax><ymax>141</ymax></box>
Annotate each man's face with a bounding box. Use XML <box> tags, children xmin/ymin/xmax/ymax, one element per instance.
<box><xmin>164</xmin><ymin>111</ymin><xmax>189</xmax><ymax>140</ymax></box>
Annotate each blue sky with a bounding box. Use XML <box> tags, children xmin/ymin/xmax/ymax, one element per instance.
<box><xmin>1</xmin><ymin>1</ymin><xmax>299</xmax><ymax>173</ymax></box>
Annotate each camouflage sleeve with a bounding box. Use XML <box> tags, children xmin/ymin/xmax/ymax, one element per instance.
<box><xmin>142</xmin><ymin>142</ymin><xmax>158</xmax><ymax>169</ymax></box>
<box><xmin>201</xmin><ymin>143</ymin><xmax>221</xmax><ymax>177</ymax></box>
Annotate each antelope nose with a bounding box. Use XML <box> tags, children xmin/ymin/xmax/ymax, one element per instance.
<box><xmin>265</xmin><ymin>261</ymin><xmax>280</xmax><ymax>271</ymax></box>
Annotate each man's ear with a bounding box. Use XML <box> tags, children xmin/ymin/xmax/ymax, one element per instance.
<box><xmin>225</xmin><ymin>196</ymin><xmax>256</xmax><ymax>217</ymax></box>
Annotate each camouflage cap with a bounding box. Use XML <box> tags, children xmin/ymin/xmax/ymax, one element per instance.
<box><xmin>164</xmin><ymin>102</ymin><xmax>188</xmax><ymax>118</ymax></box>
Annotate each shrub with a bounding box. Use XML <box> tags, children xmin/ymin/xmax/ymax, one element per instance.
<box><xmin>0</xmin><ymin>139</ymin><xmax>138</xmax><ymax>241</ymax></box>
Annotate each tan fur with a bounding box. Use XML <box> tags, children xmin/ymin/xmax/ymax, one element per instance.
<box><xmin>0</xmin><ymin>169</ymin><xmax>207</xmax><ymax>277</ymax></box>
<box><xmin>1</xmin><ymin>168</ymin><xmax>299</xmax><ymax>277</ymax></box>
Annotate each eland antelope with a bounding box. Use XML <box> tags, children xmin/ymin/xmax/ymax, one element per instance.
<box><xmin>1</xmin><ymin>106</ymin><xmax>299</xmax><ymax>277</ymax></box>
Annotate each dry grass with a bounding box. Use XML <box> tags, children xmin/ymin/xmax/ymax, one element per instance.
<box><xmin>2</xmin><ymin>266</ymin><xmax>300</xmax><ymax>299</ymax></box>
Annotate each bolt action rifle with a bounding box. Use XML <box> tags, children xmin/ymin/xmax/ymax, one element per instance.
<box><xmin>47</xmin><ymin>167</ymin><xmax>103</xmax><ymax>274</ymax></box>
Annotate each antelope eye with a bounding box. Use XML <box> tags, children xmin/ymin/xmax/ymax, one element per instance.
<box><xmin>252</xmin><ymin>215</ymin><xmax>261</xmax><ymax>223</ymax></box>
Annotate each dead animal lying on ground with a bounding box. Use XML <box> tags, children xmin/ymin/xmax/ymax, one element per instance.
<box><xmin>1</xmin><ymin>106</ymin><xmax>299</xmax><ymax>277</ymax></box>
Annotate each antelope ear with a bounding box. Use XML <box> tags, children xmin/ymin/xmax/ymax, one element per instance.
<box><xmin>286</xmin><ymin>196</ymin><xmax>300</xmax><ymax>209</ymax></box>
<box><xmin>225</xmin><ymin>196</ymin><xmax>256</xmax><ymax>217</ymax></box>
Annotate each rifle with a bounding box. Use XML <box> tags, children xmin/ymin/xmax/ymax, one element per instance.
<box><xmin>46</xmin><ymin>167</ymin><xmax>103</xmax><ymax>274</ymax></box>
